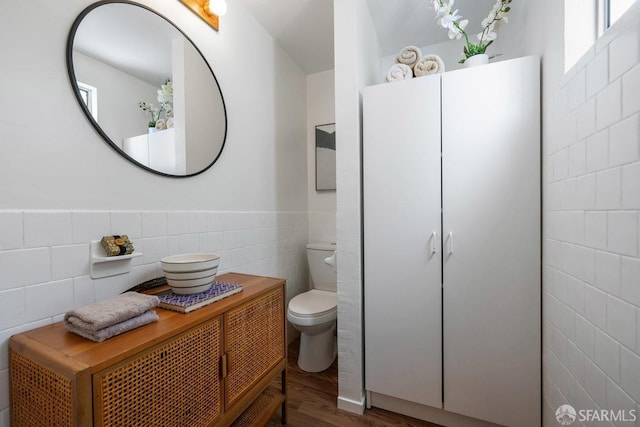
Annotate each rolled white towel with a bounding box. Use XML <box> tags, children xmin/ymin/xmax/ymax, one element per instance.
<box><xmin>396</xmin><ymin>46</ymin><xmax>422</xmax><ymax>67</ymax></box>
<box><xmin>386</xmin><ymin>64</ymin><xmax>413</xmax><ymax>82</ymax></box>
<box><xmin>414</xmin><ymin>55</ymin><xmax>446</xmax><ymax>77</ymax></box>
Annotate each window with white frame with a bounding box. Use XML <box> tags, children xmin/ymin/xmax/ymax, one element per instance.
<box><xmin>77</xmin><ymin>81</ymin><xmax>98</xmax><ymax>121</ymax></box>
<box><xmin>565</xmin><ymin>0</ymin><xmax>637</xmax><ymax>71</ymax></box>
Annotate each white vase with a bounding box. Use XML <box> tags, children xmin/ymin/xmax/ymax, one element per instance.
<box><xmin>148</xmin><ymin>127</ymin><xmax>157</xmax><ymax>134</ymax></box>
<box><xmin>464</xmin><ymin>54</ymin><xmax>489</xmax><ymax>68</ymax></box>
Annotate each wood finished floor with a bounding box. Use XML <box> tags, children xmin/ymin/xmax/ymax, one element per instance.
<box><xmin>267</xmin><ymin>338</ymin><xmax>441</xmax><ymax>427</ymax></box>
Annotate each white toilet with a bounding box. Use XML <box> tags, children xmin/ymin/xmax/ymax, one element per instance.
<box><xmin>287</xmin><ymin>242</ymin><xmax>337</xmax><ymax>372</ymax></box>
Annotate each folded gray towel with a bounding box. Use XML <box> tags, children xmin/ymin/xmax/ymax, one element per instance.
<box><xmin>66</xmin><ymin>310</ymin><xmax>159</xmax><ymax>343</ymax></box>
<box><xmin>64</xmin><ymin>292</ymin><xmax>159</xmax><ymax>331</ymax></box>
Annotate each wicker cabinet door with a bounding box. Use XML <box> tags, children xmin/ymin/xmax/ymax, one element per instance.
<box><xmin>94</xmin><ymin>317</ymin><xmax>223</xmax><ymax>427</ymax></box>
<box><xmin>225</xmin><ymin>287</ymin><xmax>285</xmax><ymax>407</ymax></box>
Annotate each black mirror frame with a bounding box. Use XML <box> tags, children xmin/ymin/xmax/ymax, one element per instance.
<box><xmin>66</xmin><ymin>0</ymin><xmax>228</xmax><ymax>178</ymax></box>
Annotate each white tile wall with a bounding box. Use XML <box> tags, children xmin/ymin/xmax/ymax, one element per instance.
<box><xmin>0</xmin><ymin>209</ymin><xmax>309</xmax><ymax>416</ymax></box>
<box><xmin>545</xmin><ymin>5</ymin><xmax>640</xmax><ymax>423</ymax></box>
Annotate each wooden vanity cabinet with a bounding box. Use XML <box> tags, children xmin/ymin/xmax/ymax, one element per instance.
<box><xmin>9</xmin><ymin>273</ymin><xmax>286</xmax><ymax>427</ymax></box>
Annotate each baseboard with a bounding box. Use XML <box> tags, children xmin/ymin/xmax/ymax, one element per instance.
<box><xmin>337</xmin><ymin>395</ymin><xmax>365</xmax><ymax>414</ymax></box>
<box><xmin>368</xmin><ymin>392</ymin><xmax>500</xmax><ymax>427</ymax></box>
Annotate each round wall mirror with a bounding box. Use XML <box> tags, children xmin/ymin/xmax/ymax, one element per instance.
<box><xmin>67</xmin><ymin>1</ymin><xmax>227</xmax><ymax>177</ymax></box>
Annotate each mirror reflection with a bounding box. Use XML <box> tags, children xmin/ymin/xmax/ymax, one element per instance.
<box><xmin>68</xmin><ymin>1</ymin><xmax>227</xmax><ymax>177</ymax></box>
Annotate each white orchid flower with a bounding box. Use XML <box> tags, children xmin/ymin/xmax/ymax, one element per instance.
<box><xmin>440</xmin><ymin>8</ymin><xmax>461</xmax><ymax>29</ymax></box>
<box><xmin>448</xmin><ymin>19</ymin><xmax>468</xmax><ymax>39</ymax></box>
<box><xmin>434</xmin><ymin>0</ymin><xmax>453</xmax><ymax>17</ymax></box>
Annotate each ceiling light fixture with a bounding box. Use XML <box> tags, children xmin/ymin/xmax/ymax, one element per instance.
<box><xmin>179</xmin><ymin>0</ymin><xmax>227</xmax><ymax>31</ymax></box>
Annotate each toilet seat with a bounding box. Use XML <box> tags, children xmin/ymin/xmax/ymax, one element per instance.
<box><xmin>287</xmin><ymin>290</ymin><xmax>337</xmax><ymax>326</ymax></box>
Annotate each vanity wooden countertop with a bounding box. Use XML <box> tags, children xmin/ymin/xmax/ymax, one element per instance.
<box><xmin>10</xmin><ymin>272</ymin><xmax>285</xmax><ymax>375</ymax></box>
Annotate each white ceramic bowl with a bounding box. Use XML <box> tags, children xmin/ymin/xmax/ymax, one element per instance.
<box><xmin>161</xmin><ymin>253</ymin><xmax>220</xmax><ymax>273</ymax></box>
<box><xmin>164</xmin><ymin>267</ymin><xmax>218</xmax><ymax>280</ymax></box>
<box><xmin>166</xmin><ymin>273</ymin><xmax>216</xmax><ymax>295</ymax></box>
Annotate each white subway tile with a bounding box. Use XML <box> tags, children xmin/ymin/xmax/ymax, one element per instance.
<box><xmin>0</xmin><ymin>248</ymin><xmax>50</xmax><ymax>291</ymax></box>
<box><xmin>595</xmin><ymin>250</ymin><xmax>622</xmax><ymax>296</ymax></box>
<box><xmin>577</xmin><ymin>98</ymin><xmax>597</xmax><ymax>140</ymax></box>
<box><xmin>94</xmin><ymin>275</ymin><xmax>130</xmax><ymax>301</ymax></box>
<box><xmin>621</xmin><ymin>256</ymin><xmax>640</xmax><ymax>306</ymax></box>
<box><xmin>638</xmin><ymin>308</ymin><xmax>640</xmax><ymax>355</ymax></box>
<box><xmin>585</xmin><ymin>284</ymin><xmax>608</xmax><ymax>329</ymax></box>
<box><xmin>552</xmin><ymin>268</ymin><xmax>569</xmax><ymax>302</ymax></box>
<box><xmin>622</xmin><ymin>162</ymin><xmax>640</xmax><ymax>209</ymax></box>
<box><xmin>577</xmin><ymin>174</ymin><xmax>596</xmax><ymax>210</ymax></box>
<box><xmin>188</xmin><ymin>212</ymin><xmax>207</xmax><ymax>233</ymax></box>
<box><xmin>201</xmin><ymin>232</ymin><xmax>225</xmax><ymax>253</ymax></box>
<box><xmin>584</xmin><ymin>355</ymin><xmax>608</xmax><ymax>407</ymax></box>
<box><xmin>554</xmin><ymin>149</ymin><xmax>569</xmax><ymax>181</ymax></box>
<box><xmin>606</xmin><ymin>378</ymin><xmax>637</xmax><ymax>426</ymax></box>
<box><xmin>168</xmin><ymin>234</ymin><xmax>200</xmax><ymax>255</ymax></box>
<box><xmin>555</xmin><ymin>84</ymin><xmax>570</xmax><ymax>119</ymax></box>
<box><xmin>206</xmin><ymin>212</ymin><xmax>223</xmax><ymax>232</ymax></box>
<box><xmin>1</xmin><ymin>406</ymin><xmax>10</xmax><ymax>427</ymax></box>
<box><xmin>609</xmin><ymin>28</ymin><xmax>639</xmax><ymax>82</ymax></box>
<box><xmin>587</xmin><ymin>48</ymin><xmax>609</xmax><ymax>98</ymax></box>
<box><xmin>596</xmin><ymin>168</ymin><xmax>622</xmax><ymax>210</ymax></box>
<box><xmin>0</xmin><ymin>370</ymin><xmax>7</xmax><ymax>412</ymax></box>
<box><xmin>73</xmin><ymin>276</ymin><xmax>95</xmax><ymax>308</ymax></box>
<box><xmin>594</xmin><ymin>327</ymin><xmax>621</xmax><ymax>382</ymax></box>
<box><xmin>578</xmin><ymin>246</ymin><xmax>597</xmax><ymax>284</ymax></box>
<box><xmin>606</xmin><ymin>295</ymin><xmax>637</xmax><ymax>349</ymax></box>
<box><xmin>128</xmin><ymin>264</ymin><xmax>160</xmax><ymax>290</ymax></box>
<box><xmin>141</xmin><ymin>212</ymin><xmax>167</xmax><ymax>237</ymax></box>
<box><xmin>110</xmin><ymin>212</ymin><xmax>142</xmax><ymax>238</ymax></box>
<box><xmin>597</xmin><ymin>79</ymin><xmax>622</xmax><ymax>130</ymax></box>
<box><xmin>609</xmin><ymin>114</ymin><xmax>639</xmax><ymax>167</ymax></box>
<box><xmin>24</xmin><ymin>211</ymin><xmax>72</xmax><ymax>248</ymax></box>
<box><xmin>142</xmin><ymin>237</ymin><xmax>169</xmax><ymax>264</ymax></box>
<box><xmin>0</xmin><ymin>288</ymin><xmax>25</xmax><ymax>330</ymax></box>
<box><xmin>559</xmin><ymin>302</ymin><xmax>577</xmax><ymax>339</ymax></box>
<box><xmin>24</xmin><ymin>279</ymin><xmax>74</xmax><ymax>322</ymax></box>
<box><xmin>608</xmin><ymin>211</ymin><xmax>638</xmax><ymax>256</ymax></box>
<box><xmin>569</xmin><ymin>140</ymin><xmax>587</xmax><ymax>177</ymax></box>
<box><xmin>167</xmin><ymin>212</ymin><xmax>189</xmax><ymax>235</ymax></box>
<box><xmin>71</xmin><ymin>212</ymin><xmax>110</xmax><ymax>244</ymax></box>
<box><xmin>566</xmin><ymin>341</ymin><xmax>586</xmax><ymax>384</ymax></box>
<box><xmin>576</xmin><ymin>314</ymin><xmax>596</xmax><ymax>358</ymax></box>
<box><xmin>567</xmin><ymin>276</ymin><xmax>586</xmax><ymax>314</ymax></box>
<box><xmin>551</xmin><ymin>325</ymin><xmax>568</xmax><ymax>362</ymax></box>
<box><xmin>586</xmin><ymin>211</ymin><xmax>608</xmax><ymax>250</ymax></box>
<box><xmin>587</xmin><ymin>129</ymin><xmax>609</xmax><ymax>172</ymax></box>
<box><xmin>570</xmin><ymin>69</ymin><xmax>587</xmax><ymax>111</ymax></box>
<box><xmin>51</xmin><ymin>244</ymin><xmax>90</xmax><ymax>280</ymax></box>
<box><xmin>622</xmin><ymin>63</ymin><xmax>640</xmax><ymax>117</ymax></box>
<box><xmin>620</xmin><ymin>347</ymin><xmax>640</xmax><ymax>402</ymax></box>
<box><xmin>0</xmin><ymin>212</ymin><xmax>22</xmax><ymax>250</ymax></box>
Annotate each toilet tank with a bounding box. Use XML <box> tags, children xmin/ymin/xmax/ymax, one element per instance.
<box><xmin>306</xmin><ymin>243</ymin><xmax>337</xmax><ymax>292</ymax></box>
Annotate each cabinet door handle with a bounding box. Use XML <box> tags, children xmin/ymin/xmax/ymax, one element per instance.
<box><xmin>448</xmin><ymin>232</ymin><xmax>454</xmax><ymax>255</ymax></box>
<box><xmin>430</xmin><ymin>231</ymin><xmax>437</xmax><ymax>255</ymax></box>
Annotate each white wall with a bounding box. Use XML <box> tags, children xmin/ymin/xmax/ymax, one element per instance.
<box><xmin>525</xmin><ymin>1</ymin><xmax>640</xmax><ymax>425</ymax></box>
<box><xmin>0</xmin><ymin>0</ymin><xmax>308</xmax><ymax>422</ymax></box>
<box><xmin>307</xmin><ymin>70</ymin><xmax>336</xmax><ymax>245</ymax></box>
<box><xmin>334</xmin><ymin>0</ymin><xmax>383</xmax><ymax>414</ymax></box>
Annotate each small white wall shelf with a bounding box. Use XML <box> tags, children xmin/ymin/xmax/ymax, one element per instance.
<box><xmin>90</xmin><ymin>240</ymin><xmax>142</xmax><ymax>279</ymax></box>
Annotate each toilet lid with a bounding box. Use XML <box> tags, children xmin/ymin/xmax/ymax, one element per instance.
<box><xmin>289</xmin><ymin>289</ymin><xmax>337</xmax><ymax>317</ymax></box>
